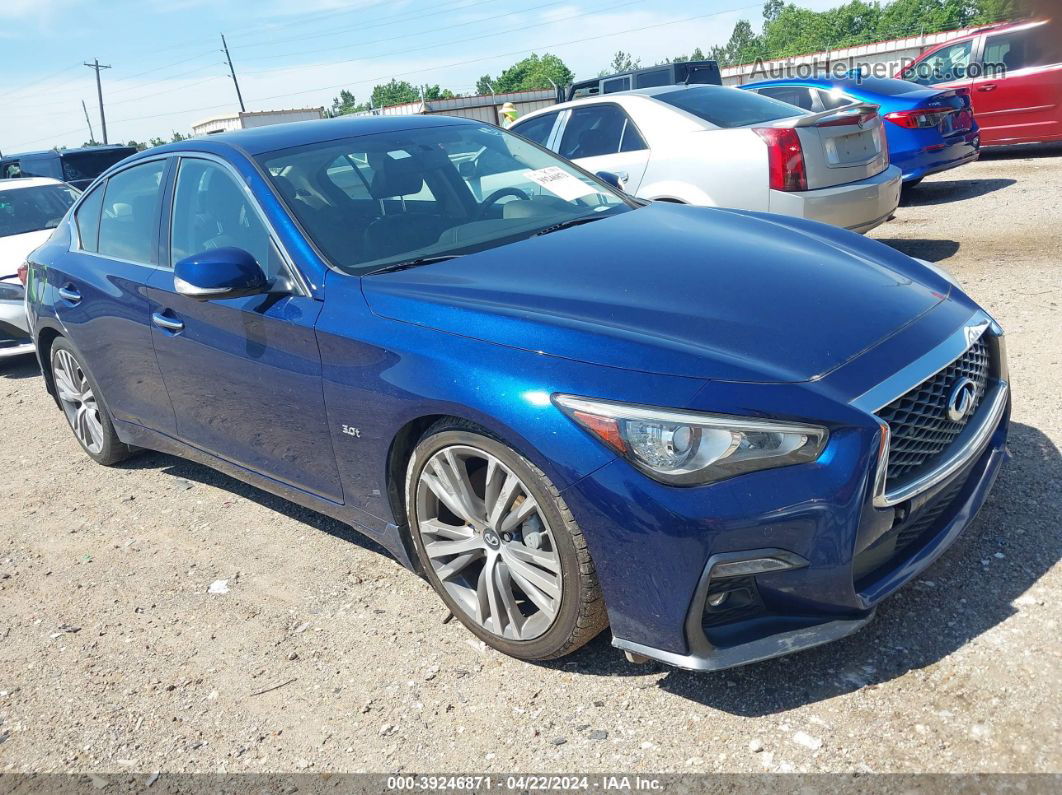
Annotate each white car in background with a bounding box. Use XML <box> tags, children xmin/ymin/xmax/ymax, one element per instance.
<box><xmin>510</xmin><ymin>84</ymin><xmax>902</xmax><ymax>234</ymax></box>
<box><xmin>0</xmin><ymin>177</ymin><xmax>80</xmax><ymax>360</ymax></box>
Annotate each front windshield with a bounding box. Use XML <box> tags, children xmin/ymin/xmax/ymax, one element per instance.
<box><xmin>257</xmin><ymin>123</ymin><xmax>633</xmax><ymax>274</ymax></box>
<box><xmin>0</xmin><ymin>183</ymin><xmax>80</xmax><ymax>238</ymax></box>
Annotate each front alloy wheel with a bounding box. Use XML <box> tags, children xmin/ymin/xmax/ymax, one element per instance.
<box><xmin>407</xmin><ymin>421</ymin><xmax>606</xmax><ymax>660</ymax></box>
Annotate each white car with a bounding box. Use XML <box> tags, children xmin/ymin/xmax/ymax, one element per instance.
<box><xmin>510</xmin><ymin>84</ymin><xmax>902</xmax><ymax>234</ymax></box>
<box><xmin>0</xmin><ymin>177</ymin><xmax>80</xmax><ymax>360</ymax></box>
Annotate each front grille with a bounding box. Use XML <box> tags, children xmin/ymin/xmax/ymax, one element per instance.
<box><xmin>854</xmin><ymin>464</ymin><xmax>971</xmax><ymax>586</ymax></box>
<box><xmin>877</xmin><ymin>336</ymin><xmax>991</xmax><ymax>487</ymax></box>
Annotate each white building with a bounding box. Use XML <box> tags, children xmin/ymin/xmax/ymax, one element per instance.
<box><xmin>191</xmin><ymin>108</ymin><xmax>325</xmax><ymax>137</ymax></box>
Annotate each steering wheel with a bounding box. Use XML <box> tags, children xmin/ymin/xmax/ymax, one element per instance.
<box><xmin>478</xmin><ymin>187</ymin><xmax>530</xmax><ymax>218</ymax></box>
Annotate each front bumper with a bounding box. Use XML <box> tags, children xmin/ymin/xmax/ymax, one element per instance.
<box><xmin>0</xmin><ymin>294</ymin><xmax>33</xmax><ymax>359</ymax></box>
<box><xmin>561</xmin><ymin>317</ymin><xmax>1009</xmax><ymax>672</ymax></box>
<box><xmin>767</xmin><ymin>164</ymin><xmax>902</xmax><ymax>234</ymax></box>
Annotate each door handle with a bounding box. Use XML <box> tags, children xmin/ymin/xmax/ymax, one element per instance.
<box><xmin>152</xmin><ymin>311</ymin><xmax>184</xmax><ymax>332</ymax></box>
<box><xmin>977</xmin><ymin>84</ymin><xmax>997</xmax><ymax>92</ymax></box>
<box><xmin>616</xmin><ymin>171</ymin><xmax>630</xmax><ymax>183</ymax></box>
<box><xmin>57</xmin><ymin>285</ymin><xmax>81</xmax><ymax>304</ymax></box>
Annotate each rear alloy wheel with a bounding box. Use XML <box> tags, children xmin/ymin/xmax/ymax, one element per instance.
<box><xmin>50</xmin><ymin>339</ymin><xmax>133</xmax><ymax>466</ymax></box>
<box><xmin>407</xmin><ymin>421</ymin><xmax>606</xmax><ymax>660</ymax></box>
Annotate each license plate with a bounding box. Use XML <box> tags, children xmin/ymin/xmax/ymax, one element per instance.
<box><xmin>834</xmin><ymin>131</ymin><xmax>877</xmax><ymax>162</ymax></box>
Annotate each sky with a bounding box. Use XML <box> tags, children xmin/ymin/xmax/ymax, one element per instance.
<box><xmin>1</xmin><ymin>0</ymin><xmax>843</xmax><ymax>152</ymax></box>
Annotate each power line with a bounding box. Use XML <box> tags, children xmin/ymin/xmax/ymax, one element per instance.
<box><xmin>239</xmin><ymin>0</ymin><xmax>646</xmax><ymax>78</ymax></box>
<box><xmin>231</xmin><ymin>0</ymin><xmax>500</xmax><ymax>54</ymax></box>
<box><xmin>246</xmin><ymin>1</ymin><xmax>762</xmax><ymax>104</ymax></box>
<box><xmin>237</xmin><ymin>0</ymin><xmax>571</xmax><ymax>66</ymax></box>
<box><xmin>8</xmin><ymin>1</ymin><xmax>760</xmax><ymax>149</ymax></box>
<box><xmin>0</xmin><ymin>62</ymin><xmax>83</xmax><ymax>102</ymax></box>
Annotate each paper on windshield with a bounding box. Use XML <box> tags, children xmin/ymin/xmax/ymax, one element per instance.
<box><xmin>522</xmin><ymin>167</ymin><xmax>597</xmax><ymax>202</ymax></box>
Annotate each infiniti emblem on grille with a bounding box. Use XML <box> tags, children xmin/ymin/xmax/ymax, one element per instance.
<box><xmin>947</xmin><ymin>377</ymin><xmax>977</xmax><ymax>422</ymax></box>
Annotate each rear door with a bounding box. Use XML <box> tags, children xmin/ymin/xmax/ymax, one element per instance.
<box><xmin>971</xmin><ymin>23</ymin><xmax>1062</xmax><ymax>145</ymax></box>
<box><xmin>553</xmin><ymin>104</ymin><xmax>650</xmax><ymax>192</ymax></box>
<box><xmin>145</xmin><ymin>155</ymin><xmax>342</xmax><ymax>502</ymax></box>
<box><xmin>48</xmin><ymin>158</ymin><xmax>177</xmax><ymax>434</ymax></box>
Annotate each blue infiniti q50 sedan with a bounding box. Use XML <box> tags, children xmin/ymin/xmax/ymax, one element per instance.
<box><xmin>25</xmin><ymin>116</ymin><xmax>1009</xmax><ymax>670</ymax></box>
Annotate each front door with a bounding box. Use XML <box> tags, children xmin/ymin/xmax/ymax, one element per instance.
<box><xmin>146</xmin><ymin>156</ymin><xmax>342</xmax><ymax>502</ymax></box>
<box><xmin>555</xmin><ymin>104</ymin><xmax>651</xmax><ymax>193</ymax></box>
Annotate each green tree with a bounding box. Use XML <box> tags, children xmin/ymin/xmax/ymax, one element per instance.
<box><xmin>601</xmin><ymin>50</ymin><xmax>640</xmax><ymax>76</ymax></box>
<box><xmin>330</xmin><ymin>89</ymin><xmax>366</xmax><ymax>116</ymax></box>
<box><xmin>170</xmin><ymin>131</ymin><xmax>187</xmax><ymax>143</ymax></box>
<box><xmin>148</xmin><ymin>137</ymin><xmax>166</xmax><ymax>148</ymax></box>
<box><xmin>80</xmin><ymin>139</ymin><xmax>101</xmax><ymax>147</ymax></box>
<box><xmin>370</xmin><ymin>79</ymin><xmax>421</xmax><ymax>107</ymax></box>
<box><xmin>477</xmin><ymin>53</ymin><xmax>574</xmax><ymax>94</ymax></box>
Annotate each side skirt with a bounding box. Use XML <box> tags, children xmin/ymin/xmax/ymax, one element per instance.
<box><xmin>112</xmin><ymin>418</ymin><xmax>418</xmax><ymax>571</ymax></box>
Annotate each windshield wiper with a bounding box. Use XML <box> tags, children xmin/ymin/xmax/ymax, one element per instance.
<box><xmin>364</xmin><ymin>254</ymin><xmax>463</xmax><ymax>276</ymax></box>
<box><xmin>533</xmin><ymin>214</ymin><xmax>609</xmax><ymax>237</ymax></box>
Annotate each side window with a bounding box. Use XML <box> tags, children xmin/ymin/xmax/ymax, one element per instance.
<box><xmin>816</xmin><ymin>89</ymin><xmax>853</xmax><ymax>110</ymax></box>
<box><xmin>170</xmin><ymin>159</ymin><xmax>279</xmax><ymax>278</ymax></box>
<box><xmin>756</xmin><ymin>86</ymin><xmax>815</xmax><ymax>110</ymax></box>
<box><xmin>2</xmin><ymin>162</ymin><xmax>21</xmax><ymax>179</ymax></box>
<box><xmin>601</xmin><ymin>76</ymin><xmax>631</xmax><ymax>94</ymax></box>
<box><xmin>980</xmin><ymin>28</ymin><xmax>1060</xmax><ymax>73</ymax></box>
<box><xmin>74</xmin><ymin>185</ymin><xmax>105</xmax><ymax>252</ymax></box>
<box><xmin>511</xmin><ymin>112</ymin><xmax>559</xmax><ymax>147</ymax></box>
<box><xmin>558</xmin><ymin>105</ymin><xmax>644</xmax><ymax>159</ymax></box>
<box><xmin>906</xmin><ymin>41</ymin><xmax>973</xmax><ymax>84</ymax></box>
<box><xmin>97</xmin><ymin>160</ymin><xmax>165</xmax><ymax>264</ymax></box>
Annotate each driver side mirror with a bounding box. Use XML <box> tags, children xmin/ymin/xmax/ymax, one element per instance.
<box><xmin>173</xmin><ymin>247</ymin><xmax>269</xmax><ymax>301</ymax></box>
<box><xmin>595</xmin><ymin>171</ymin><xmax>625</xmax><ymax>191</ymax></box>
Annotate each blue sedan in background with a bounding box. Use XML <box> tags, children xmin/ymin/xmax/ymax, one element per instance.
<box><xmin>24</xmin><ymin>116</ymin><xmax>1008</xmax><ymax>671</ymax></box>
<box><xmin>743</xmin><ymin>76</ymin><xmax>980</xmax><ymax>185</ymax></box>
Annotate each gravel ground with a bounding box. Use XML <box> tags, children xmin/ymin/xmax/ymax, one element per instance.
<box><xmin>1</xmin><ymin>146</ymin><xmax>1060</xmax><ymax>776</ymax></box>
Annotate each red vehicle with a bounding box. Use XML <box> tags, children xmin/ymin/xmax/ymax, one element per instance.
<box><xmin>897</xmin><ymin>19</ymin><xmax>1062</xmax><ymax>146</ymax></box>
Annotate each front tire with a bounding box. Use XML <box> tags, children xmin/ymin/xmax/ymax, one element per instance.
<box><xmin>406</xmin><ymin>419</ymin><xmax>607</xmax><ymax>661</ymax></box>
<box><xmin>50</xmin><ymin>338</ymin><xmax>134</xmax><ymax>466</ymax></box>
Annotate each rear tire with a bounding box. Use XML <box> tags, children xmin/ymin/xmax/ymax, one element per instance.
<box><xmin>406</xmin><ymin>418</ymin><xmax>607</xmax><ymax>661</ymax></box>
<box><xmin>50</xmin><ymin>338</ymin><xmax>134</xmax><ymax>466</ymax></box>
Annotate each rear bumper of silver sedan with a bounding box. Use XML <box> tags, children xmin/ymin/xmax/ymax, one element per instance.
<box><xmin>768</xmin><ymin>165</ymin><xmax>903</xmax><ymax>235</ymax></box>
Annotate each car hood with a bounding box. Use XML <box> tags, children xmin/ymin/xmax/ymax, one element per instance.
<box><xmin>361</xmin><ymin>203</ymin><xmax>950</xmax><ymax>383</ymax></box>
<box><xmin>0</xmin><ymin>229</ymin><xmax>52</xmax><ymax>278</ymax></box>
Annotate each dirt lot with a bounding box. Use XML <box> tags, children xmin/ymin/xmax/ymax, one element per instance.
<box><xmin>1</xmin><ymin>146</ymin><xmax>1060</xmax><ymax>776</ymax></box>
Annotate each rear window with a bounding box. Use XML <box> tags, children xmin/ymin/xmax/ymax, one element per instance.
<box><xmin>833</xmin><ymin>77</ymin><xmax>927</xmax><ymax>96</ymax></box>
<box><xmin>61</xmin><ymin>149</ymin><xmax>136</xmax><ymax>184</ymax></box>
<box><xmin>655</xmin><ymin>85</ymin><xmax>805</xmax><ymax>128</ymax></box>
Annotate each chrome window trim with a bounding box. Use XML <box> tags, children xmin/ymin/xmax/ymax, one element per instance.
<box><xmin>170</xmin><ymin>153</ymin><xmax>310</xmax><ymax>298</ymax></box>
<box><xmin>68</xmin><ymin>155</ymin><xmax>171</xmax><ymax>263</ymax></box>
<box><xmin>852</xmin><ymin>311</ymin><xmax>1009</xmax><ymax>508</ymax></box>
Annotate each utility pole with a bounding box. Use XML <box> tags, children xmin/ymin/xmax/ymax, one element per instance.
<box><xmin>81</xmin><ymin>100</ymin><xmax>96</xmax><ymax>144</ymax></box>
<box><xmin>221</xmin><ymin>34</ymin><xmax>246</xmax><ymax>113</ymax></box>
<box><xmin>84</xmin><ymin>59</ymin><xmax>111</xmax><ymax>144</ymax></box>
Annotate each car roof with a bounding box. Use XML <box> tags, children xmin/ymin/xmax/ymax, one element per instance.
<box><xmin>922</xmin><ymin>17</ymin><xmax>1050</xmax><ymax>47</ymax></box>
<box><xmin>0</xmin><ymin>177</ymin><xmax>65</xmax><ymax>190</ymax></box>
<box><xmin>744</xmin><ymin>75</ymin><xmax>935</xmax><ymax>97</ymax></box>
<box><xmin>3</xmin><ymin>145</ymin><xmax>134</xmax><ymax>159</ymax></box>
<box><xmin>144</xmin><ymin>114</ymin><xmax>481</xmax><ymax>158</ymax></box>
<box><xmin>519</xmin><ymin>83</ymin><xmax>742</xmax><ymax>117</ymax></box>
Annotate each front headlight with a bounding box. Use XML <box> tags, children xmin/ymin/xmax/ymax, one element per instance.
<box><xmin>553</xmin><ymin>395</ymin><xmax>828</xmax><ymax>486</ymax></box>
